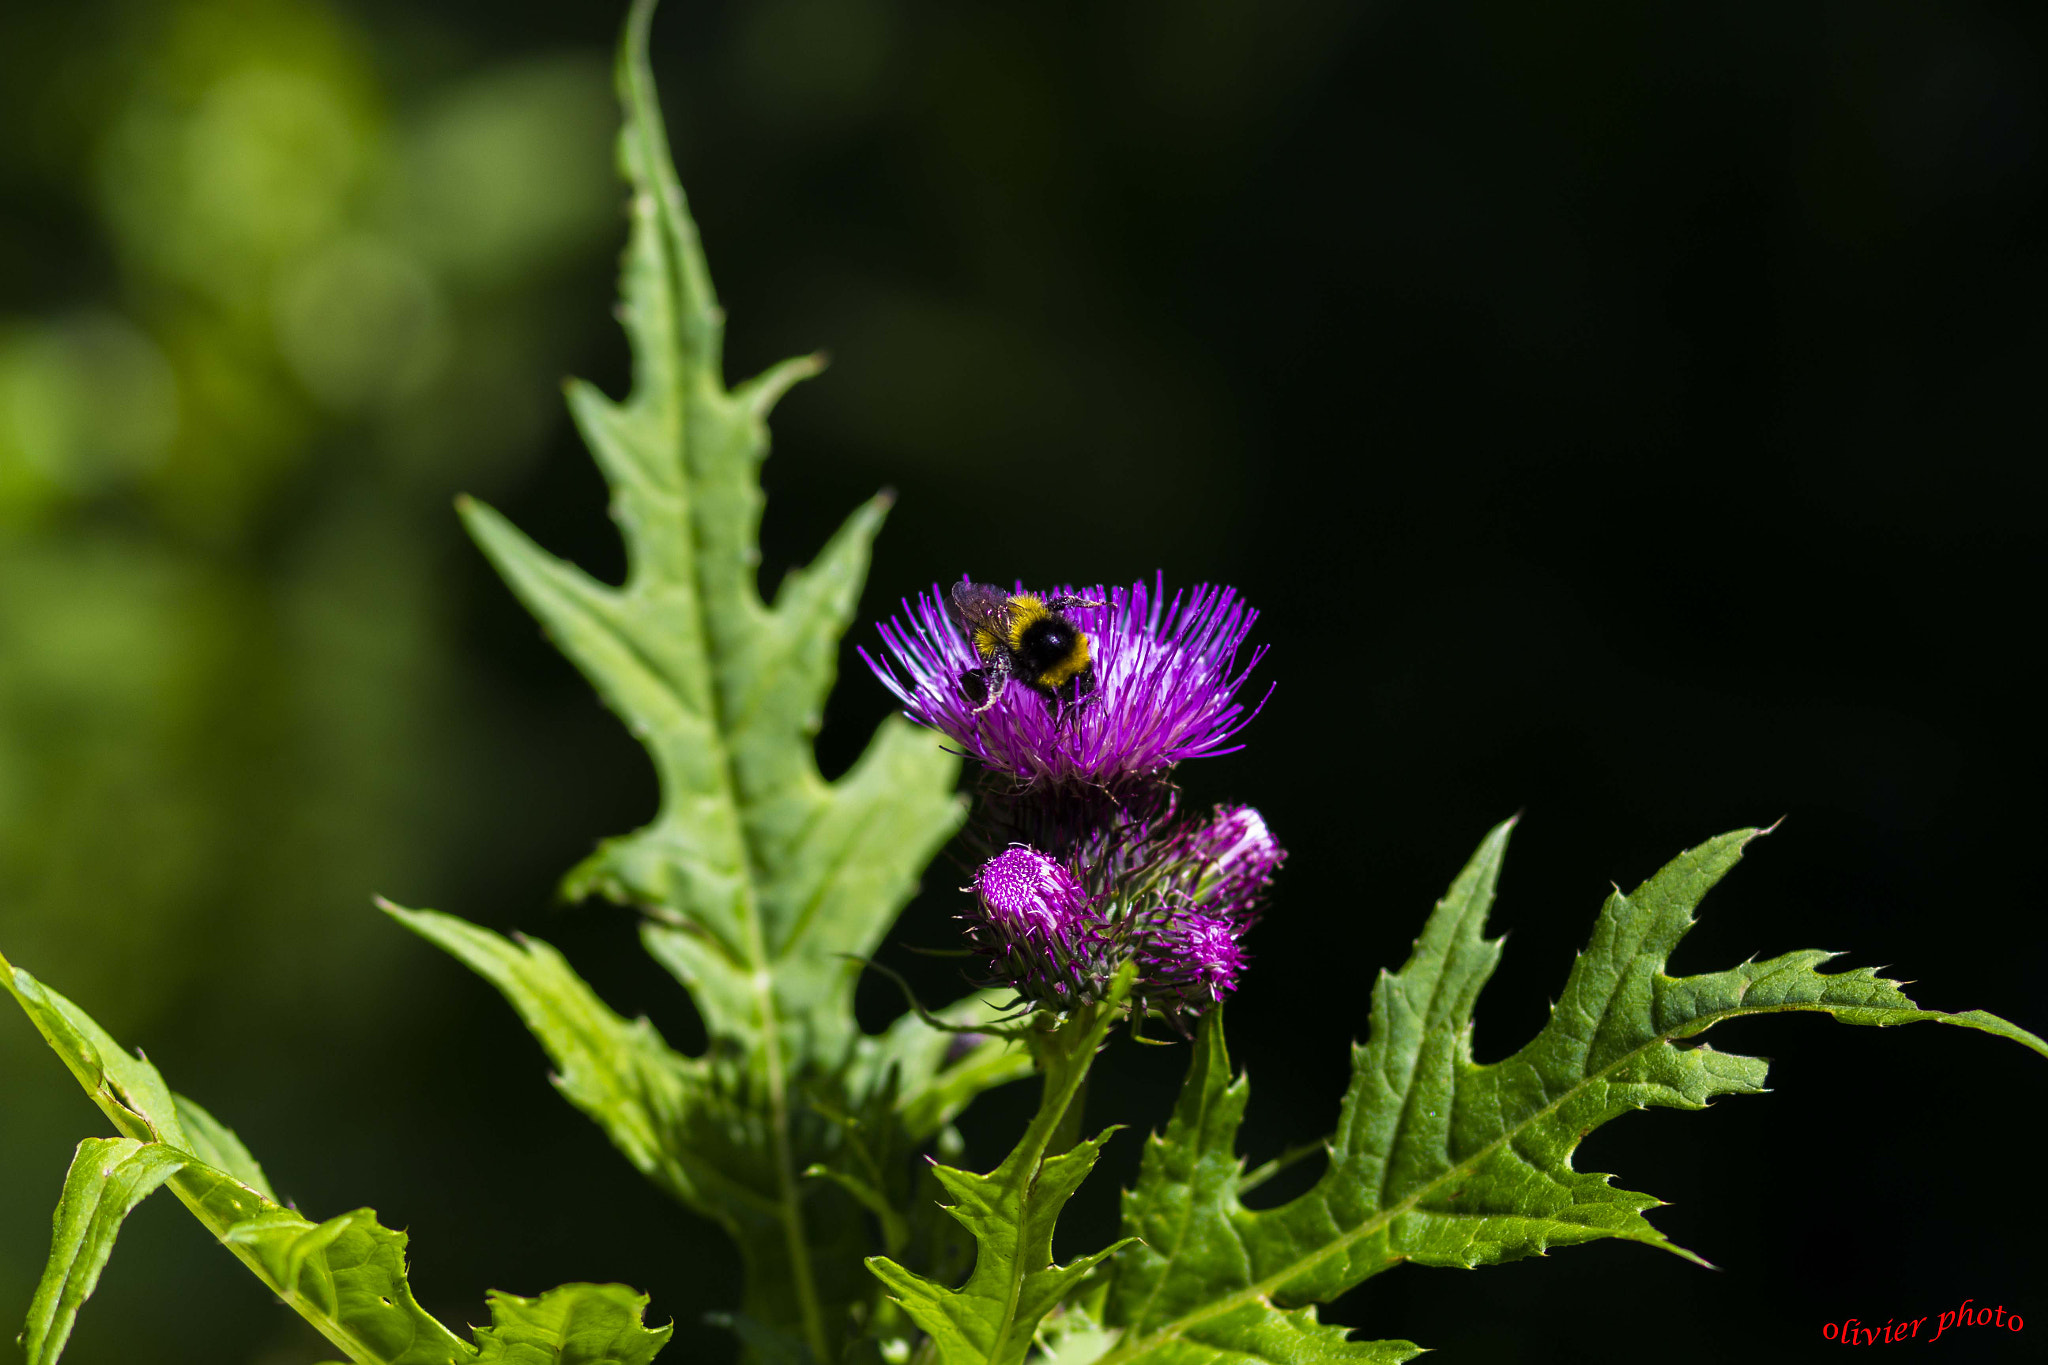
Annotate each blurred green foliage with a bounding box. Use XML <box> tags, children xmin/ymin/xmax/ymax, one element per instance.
<box><xmin>1</xmin><ymin>1</ymin><xmax>620</xmax><ymax>1358</ymax></box>
<box><xmin>0</xmin><ymin>0</ymin><xmax>614</xmax><ymax>999</ymax></box>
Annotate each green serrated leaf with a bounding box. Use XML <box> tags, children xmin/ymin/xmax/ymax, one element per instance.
<box><xmin>455</xmin><ymin>0</ymin><xmax>960</xmax><ymax>1068</ymax></box>
<box><xmin>3</xmin><ymin>954</ymin><xmax>475</xmax><ymax>1363</ymax></box>
<box><xmin>472</xmin><ymin>1284</ymin><xmax>674</xmax><ymax>1364</ymax></box>
<box><xmin>385</xmin><ymin>903</ymin><xmax>1030</xmax><ymax>1219</ymax></box>
<box><xmin>216</xmin><ymin>1199</ymin><xmax>481</xmax><ymax>1365</ymax></box>
<box><xmin>384</xmin><ymin>899</ymin><xmax>1034</xmax><ymax>1361</ymax></box>
<box><xmin>867</xmin><ymin>983</ymin><xmax>1140</xmax><ymax>1365</ymax></box>
<box><xmin>20</xmin><ymin>1137</ymin><xmax>188</xmax><ymax>1365</ymax></box>
<box><xmin>1101</xmin><ymin>822</ymin><xmax>2047</xmax><ymax>1365</ymax></box>
<box><xmin>1105</xmin><ymin>1015</ymin><xmax>1419</xmax><ymax>1365</ymax></box>
<box><xmin>2</xmin><ymin>951</ymin><xmax>668</xmax><ymax>1365</ymax></box>
<box><xmin>407</xmin><ymin>3</ymin><xmax>1012</xmax><ymax>1358</ymax></box>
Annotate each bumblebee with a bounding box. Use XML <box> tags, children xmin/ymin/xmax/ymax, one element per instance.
<box><xmin>948</xmin><ymin>579</ymin><xmax>1104</xmax><ymax>714</ymax></box>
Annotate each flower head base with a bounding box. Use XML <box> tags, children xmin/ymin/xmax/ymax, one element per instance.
<box><xmin>865</xmin><ymin>574</ymin><xmax>1269</xmax><ymax>789</ymax></box>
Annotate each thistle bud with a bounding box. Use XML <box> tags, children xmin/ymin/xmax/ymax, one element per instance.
<box><xmin>968</xmin><ymin>845</ymin><xmax>1102</xmax><ymax>1004</ymax></box>
<box><xmin>1138</xmin><ymin>911</ymin><xmax>1248</xmax><ymax>1008</ymax></box>
<box><xmin>1194</xmin><ymin>804</ymin><xmax>1284</xmax><ymax>921</ymax></box>
<box><xmin>975</xmin><ymin>846</ymin><xmax>1089</xmax><ymax>943</ymax></box>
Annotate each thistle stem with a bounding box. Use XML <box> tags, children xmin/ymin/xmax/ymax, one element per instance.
<box><xmin>1022</xmin><ymin>966</ymin><xmax>1134</xmax><ymax>1168</ymax></box>
<box><xmin>1048</xmin><ymin>1068</ymin><xmax>1090</xmax><ymax>1158</ymax></box>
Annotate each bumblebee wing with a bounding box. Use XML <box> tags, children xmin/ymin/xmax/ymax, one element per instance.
<box><xmin>948</xmin><ymin>580</ymin><xmax>1013</xmax><ymax>632</ymax></box>
<box><xmin>949</xmin><ymin>581</ymin><xmax>1019</xmax><ymax>667</ymax></box>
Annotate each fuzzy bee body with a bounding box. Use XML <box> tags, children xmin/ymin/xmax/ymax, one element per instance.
<box><xmin>948</xmin><ymin>579</ymin><xmax>1102</xmax><ymax>714</ymax></box>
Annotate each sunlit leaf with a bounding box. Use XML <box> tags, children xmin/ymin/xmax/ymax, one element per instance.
<box><xmin>19</xmin><ymin>1137</ymin><xmax>187</xmax><ymax>1365</ymax></box>
<box><xmin>1</xmin><ymin>952</ymin><xmax>670</xmax><ymax>1365</ymax></box>
<box><xmin>454</xmin><ymin>0</ymin><xmax>960</xmax><ymax>1066</ymax></box>
<box><xmin>473</xmin><ymin>1284</ymin><xmax>674</xmax><ymax>1364</ymax></box>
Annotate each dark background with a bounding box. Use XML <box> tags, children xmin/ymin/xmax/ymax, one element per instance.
<box><xmin>2</xmin><ymin>1</ymin><xmax>2042</xmax><ymax>1362</ymax></box>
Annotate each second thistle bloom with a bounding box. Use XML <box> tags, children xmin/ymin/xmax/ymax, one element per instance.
<box><xmin>965</xmin><ymin>805</ymin><xmax>1284</xmax><ymax>1016</ymax></box>
<box><xmin>1124</xmin><ymin>806</ymin><xmax>1277</xmax><ymax>1014</ymax></box>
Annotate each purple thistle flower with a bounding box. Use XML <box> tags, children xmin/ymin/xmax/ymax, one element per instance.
<box><xmin>864</xmin><ymin>574</ymin><xmax>1269</xmax><ymax>789</ymax></box>
<box><xmin>1138</xmin><ymin>912</ymin><xmax>1248</xmax><ymax>1008</ymax></box>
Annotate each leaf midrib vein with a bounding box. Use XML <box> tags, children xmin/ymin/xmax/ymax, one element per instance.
<box><xmin>1374</xmin><ymin>890</ymin><xmax>1488</xmax><ymax>1210</ymax></box>
<box><xmin>173</xmin><ymin>1174</ymin><xmax>469</xmax><ymax>1365</ymax></box>
<box><xmin>622</xmin><ymin>161</ymin><xmax>829</xmax><ymax>1356</ymax></box>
